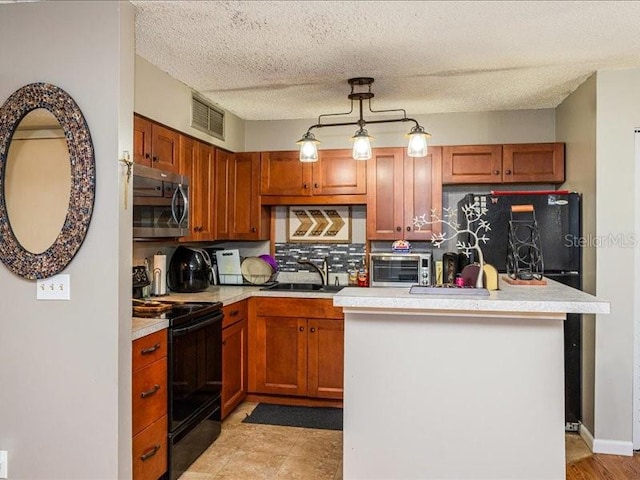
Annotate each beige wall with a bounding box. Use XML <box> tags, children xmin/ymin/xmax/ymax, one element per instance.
<box><xmin>135</xmin><ymin>55</ymin><xmax>246</xmax><ymax>152</ymax></box>
<box><xmin>245</xmin><ymin>109</ymin><xmax>556</xmax><ymax>151</ymax></box>
<box><xmin>593</xmin><ymin>67</ymin><xmax>640</xmax><ymax>453</ymax></box>
<box><xmin>555</xmin><ymin>74</ymin><xmax>597</xmax><ymax>433</ymax></box>
<box><xmin>0</xmin><ymin>2</ymin><xmax>134</xmax><ymax>478</ymax></box>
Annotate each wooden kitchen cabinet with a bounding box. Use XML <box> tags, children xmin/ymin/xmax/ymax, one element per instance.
<box><xmin>442</xmin><ymin>143</ymin><xmax>565</xmax><ymax>184</ymax></box>
<box><xmin>248</xmin><ymin>298</ymin><xmax>344</xmax><ymax>400</ymax></box>
<box><xmin>132</xmin><ymin>330</ymin><xmax>168</xmax><ymax>480</ymax></box>
<box><xmin>133</xmin><ymin>115</ymin><xmax>180</xmax><ymax>173</ymax></box>
<box><xmin>367</xmin><ymin>147</ymin><xmax>443</xmax><ymax>240</ymax></box>
<box><xmin>260</xmin><ymin>149</ymin><xmax>366</xmax><ymax>205</ymax></box>
<box><xmin>221</xmin><ymin>301</ymin><xmax>248</xmax><ymax>419</ymax></box>
<box><xmin>216</xmin><ymin>151</ymin><xmax>270</xmax><ymax>240</ymax></box>
<box><xmin>179</xmin><ymin>135</ymin><xmax>215</xmax><ymax>241</ymax></box>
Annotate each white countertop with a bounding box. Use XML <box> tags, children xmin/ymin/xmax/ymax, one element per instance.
<box><xmin>132</xmin><ymin>284</ymin><xmax>340</xmax><ymax>340</ymax></box>
<box><xmin>334</xmin><ymin>277</ymin><xmax>610</xmax><ymax>317</ymax></box>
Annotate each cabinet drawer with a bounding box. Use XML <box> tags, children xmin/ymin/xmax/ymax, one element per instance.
<box><xmin>133</xmin><ymin>414</ymin><xmax>167</xmax><ymax>480</ymax></box>
<box><xmin>132</xmin><ymin>359</ymin><xmax>167</xmax><ymax>436</ymax></box>
<box><xmin>223</xmin><ymin>300</ymin><xmax>248</xmax><ymax>328</ymax></box>
<box><xmin>133</xmin><ymin>330</ymin><xmax>167</xmax><ymax>372</ymax></box>
<box><xmin>254</xmin><ymin>297</ymin><xmax>342</xmax><ymax>319</ymax></box>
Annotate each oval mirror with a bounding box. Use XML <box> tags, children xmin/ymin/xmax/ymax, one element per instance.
<box><xmin>5</xmin><ymin>108</ymin><xmax>71</xmax><ymax>254</ymax></box>
<box><xmin>0</xmin><ymin>83</ymin><xmax>95</xmax><ymax>280</ymax></box>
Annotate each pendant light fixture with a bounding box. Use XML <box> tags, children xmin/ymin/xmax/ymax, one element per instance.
<box><xmin>296</xmin><ymin>77</ymin><xmax>431</xmax><ymax>162</ymax></box>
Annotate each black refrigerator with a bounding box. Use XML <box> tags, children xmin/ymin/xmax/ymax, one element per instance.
<box><xmin>458</xmin><ymin>191</ymin><xmax>582</xmax><ymax>430</ymax></box>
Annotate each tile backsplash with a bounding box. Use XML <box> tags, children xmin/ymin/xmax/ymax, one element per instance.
<box><xmin>274</xmin><ymin>242</ymin><xmax>366</xmax><ymax>274</ymax></box>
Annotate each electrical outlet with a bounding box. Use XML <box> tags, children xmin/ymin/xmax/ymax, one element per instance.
<box><xmin>0</xmin><ymin>450</ymin><xmax>7</xmax><ymax>479</ymax></box>
<box><xmin>36</xmin><ymin>274</ymin><xmax>71</xmax><ymax>300</ymax></box>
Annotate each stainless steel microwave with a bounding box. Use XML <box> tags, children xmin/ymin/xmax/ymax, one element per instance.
<box><xmin>369</xmin><ymin>253</ymin><xmax>432</xmax><ymax>287</ymax></box>
<box><xmin>132</xmin><ymin>164</ymin><xmax>189</xmax><ymax>238</ymax></box>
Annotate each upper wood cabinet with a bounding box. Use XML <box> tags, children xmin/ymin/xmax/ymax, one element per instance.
<box><xmin>133</xmin><ymin>115</ymin><xmax>180</xmax><ymax>173</ymax></box>
<box><xmin>442</xmin><ymin>143</ymin><xmax>565</xmax><ymax>184</ymax></box>
<box><xmin>216</xmin><ymin>151</ymin><xmax>270</xmax><ymax>240</ymax></box>
<box><xmin>179</xmin><ymin>135</ymin><xmax>215</xmax><ymax>241</ymax></box>
<box><xmin>367</xmin><ymin>147</ymin><xmax>443</xmax><ymax>240</ymax></box>
<box><xmin>260</xmin><ymin>149</ymin><xmax>366</xmax><ymax>204</ymax></box>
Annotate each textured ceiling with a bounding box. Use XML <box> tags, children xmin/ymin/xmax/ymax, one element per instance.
<box><xmin>133</xmin><ymin>1</ymin><xmax>640</xmax><ymax>121</ymax></box>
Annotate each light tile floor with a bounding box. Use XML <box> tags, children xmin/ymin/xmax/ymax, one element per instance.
<box><xmin>180</xmin><ymin>402</ymin><xmax>342</xmax><ymax>480</ymax></box>
<box><xmin>180</xmin><ymin>401</ymin><xmax>591</xmax><ymax>479</ymax></box>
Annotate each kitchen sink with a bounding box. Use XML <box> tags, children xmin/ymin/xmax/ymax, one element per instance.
<box><xmin>261</xmin><ymin>282</ymin><xmax>345</xmax><ymax>293</ymax></box>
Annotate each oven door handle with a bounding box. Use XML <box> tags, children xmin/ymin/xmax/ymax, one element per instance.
<box><xmin>171</xmin><ymin>313</ymin><xmax>223</xmax><ymax>337</ymax></box>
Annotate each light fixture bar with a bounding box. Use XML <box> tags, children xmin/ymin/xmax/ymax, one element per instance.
<box><xmin>298</xmin><ymin>77</ymin><xmax>430</xmax><ymax>161</ymax></box>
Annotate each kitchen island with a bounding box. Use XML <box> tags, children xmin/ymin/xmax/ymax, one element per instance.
<box><xmin>333</xmin><ymin>278</ymin><xmax>609</xmax><ymax>480</ymax></box>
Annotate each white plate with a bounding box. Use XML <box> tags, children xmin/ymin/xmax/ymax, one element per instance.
<box><xmin>241</xmin><ymin>257</ymin><xmax>273</xmax><ymax>285</ymax></box>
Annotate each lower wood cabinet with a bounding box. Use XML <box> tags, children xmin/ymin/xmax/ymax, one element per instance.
<box><xmin>132</xmin><ymin>330</ymin><xmax>168</xmax><ymax>480</ymax></box>
<box><xmin>222</xmin><ymin>301</ymin><xmax>248</xmax><ymax>418</ymax></box>
<box><xmin>248</xmin><ymin>298</ymin><xmax>344</xmax><ymax>400</ymax></box>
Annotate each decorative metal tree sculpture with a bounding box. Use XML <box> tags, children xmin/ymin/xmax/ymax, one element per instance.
<box><xmin>413</xmin><ymin>201</ymin><xmax>491</xmax><ymax>288</ymax></box>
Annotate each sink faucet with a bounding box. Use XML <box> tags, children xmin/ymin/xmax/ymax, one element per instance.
<box><xmin>297</xmin><ymin>257</ymin><xmax>329</xmax><ymax>286</ymax></box>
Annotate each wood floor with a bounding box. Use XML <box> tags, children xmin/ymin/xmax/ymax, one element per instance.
<box><xmin>567</xmin><ymin>452</ymin><xmax>640</xmax><ymax>479</ymax></box>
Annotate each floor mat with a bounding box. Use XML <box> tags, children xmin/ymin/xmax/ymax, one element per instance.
<box><xmin>242</xmin><ymin>403</ymin><xmax>343</xmax><ymax>431</ymax></box>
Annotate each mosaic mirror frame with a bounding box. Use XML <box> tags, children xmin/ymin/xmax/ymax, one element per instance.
<box><xmin>0</xmin><ymin>83</ymin><xmax>95</xmax><ymax>279</ymax></box>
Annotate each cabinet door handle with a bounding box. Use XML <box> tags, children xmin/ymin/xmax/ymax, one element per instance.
<box><xmin>222</xmin><ymin>340</ymin><xmax>227</xmax><ymax>346</ymax></box>
<box><xmin>493</xmin><ymin>170</ymin><xmax>500</xmax><ymax>175</ymax></box>
<box><xmin>140</xmin><ymin>384</ymin><xmax>160</xmax><ymax>398</ymax></box>
<box><xmin>303</xmin><ymin>183</ymin><xmax>308</xmax><ymax>189</ymax></box>
<box><xmin>396</xmin><ymin>226</ymin><xmax>401</xmax><ymax>232</ymax></box>
<box><xmin>152</xmin><ymin>156</ymin><xmax>158</xmax><ymax>162</ymax></box>
<box><xmin>314</xmin><ymin>183</ymin><xmax>319</xmax><ymax>188</ymax></box>
<box><xmin>310</xmin><ymin>327</ymin><xmax>316</xmax><ymax>333</ymax></box>
<box><xmin>251</xmin><ymin>227</ymin><xmax>257</xmax><ymax>233</ymax></box>
<box><xmin>140</xmin><ymin>343</ymin><xmax>160</xmax><ymax>355</ymax></box>
<box><xmin>299</xmin><ymin>326</ymin><xmax>304</xmax><ymax>332</ymax></box>
<box><xmin>505</xmin><ymin>169</ymin><xmax>512</xmax><ymax>175</ymax></box>
<box><xmin>140</xmin><ymin>444</ymin><xmax>161</xmax><ymax>461</ymax></box>
<box><xmin>229</xmin><ymin>309</ymin><xmax>239</xmax><ymax>317</ymax></box>
<box><xmin>145</xmin><ymin>153</ymin><xmax>151</xmax><ymax>160</ymax></box>
<box><xmin>406</xmin><ymin>226</ymin><xmax>411</xmax><ymax>232</ymax></box>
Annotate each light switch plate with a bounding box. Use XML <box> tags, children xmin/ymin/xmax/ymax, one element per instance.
<box><xmin>0</xmin><ymin>450</ymin><xmax>7</xmax><ymax>479</ymax></box>
<box><xmin>36</xmin><ymin>274</ymin><xmax>71</xmax><ymax>300</ymax></box>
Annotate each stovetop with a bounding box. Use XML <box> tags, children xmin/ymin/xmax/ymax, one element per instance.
<box><xmin>133</xmin><ymin>300</ymin><xmax>223</xmax><ymax>328</ymax></box>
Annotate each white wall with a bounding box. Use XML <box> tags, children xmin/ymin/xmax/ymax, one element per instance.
<box><xmin>135</xmin><ymin>55</ymin><xmax>246</xmax><ymax>152</ymax></box>
<box><xmin>0</xmin><ymin>2</ymin><xmax>134</xmax><ymax>478</ymax></box>
<box><xmin>245</xmin><ymin>109</ymin><xmax>556</xmax><ymax>152</ymax></box>
<box><xmin>593</xmin><ymin>67</ymin><xmax>640</xmax><ymax>455</ymax></box>
<box><xmin>555</xmin><ymin>74</ymin><xmax>598</xmax><ymax>433</ymax></box>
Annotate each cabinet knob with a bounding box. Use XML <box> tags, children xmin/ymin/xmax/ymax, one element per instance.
<box><xmin>493</xmin><ymin>170</ymin><xmax>500</xmax><ymax>175</ymax></box>
<box><xmin>145</xmin><ymin>153</ymin><xmax>151</xmax><ymax>160</ymax></box>
<box><xmin>314</xmin><ymin>183</ymin><xmax>319</xmax><ymax>188</ymax></box>
<box><xmin>299</xmin><ymin>326</ymin><xmax>304</xmax><ymax>332</ymax></box>
<box><xmin>406</xmin><ymin>226</ymin><xmax>411</xmax><ymax>232</ymax></box>
<box><xmin>222</xmin><ymin>340</ymin><xmax>227</xmax><ymax>346</ymax></box>
<box><xmin>310</xmin><ymin>327</ymin><xmax>316</xmax><ymax>333</ymax></box>
<box><xmin>396</xmin><ymin>226</ymin><xmax>401</xmax><ymax>232</ymax></box>
<box><xmin>230</xmin><ymin>310</ymin><xmax>239</xmax><ymax>317</ymax></box>
<box><xmin>303</xmin><ymin>183</ymin><xmax>308</xmax><ymax>189</ymax></box>
<box><xmin>152</xmin><ymin>156</ymin><xmax>158</xmax><ymax>162</ymax></box>
<box><xmin>505</xmin><ymin>169</ymin><xmax>512</xmax><ymax>175</ymax></box>
<box><xmin>251</xmin><ymin>227</ymin><xmax>257</xmax><ymax>233</ymax></box>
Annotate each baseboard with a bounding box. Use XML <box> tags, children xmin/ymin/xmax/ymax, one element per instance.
<box><xmin>579</xmin><ymin>424</ymin><xmax>594</xmax><ymax>451</ymax></box>
<box><xmin>592</xmin><ymin>437</ymin><xmax>634</xmax><ymax>456</ymax></box>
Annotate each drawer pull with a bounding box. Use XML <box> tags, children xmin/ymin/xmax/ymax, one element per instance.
<box><xmin>140</xmin><ymin>384</ymin><xmax>160</xmax><ymax>398</ymax></box>
<box><xmin>140</xmin><ymin>444</ymin><xmax>161</xmax><ymax>461</ymax></box>
<box><xmin>299</xmin><ymin>326</ymin><xmax>304</xmax><ymax>332</ymax></box>
<box><xmin>140</xmin><ymin>343</ymin><xmax>161</xmax><ymax>355</ymax></box>
<box><xmin>229</xmin><ymin>310</ymin><xmax>240</xmax><ymax>317</ymax></box>
<box><xmin>310</xmin><ymin>327</ymin><xmax>316</xmax><ymax>333</ymax></box>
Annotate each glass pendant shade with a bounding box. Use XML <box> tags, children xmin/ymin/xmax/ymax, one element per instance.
<box><xmin>351</xmin><ymin>128</ymin><xmax>373</xmax><ymax>160</ymax></box>
<box><xmin>406</xmin><ymin>126</ymin><xmax>430</xmax><ymax>157</ymax></box>
<box><xmin>296</xmin><ymin>132</ymin><xmax>320</xmax><ymax>162</ymax></box>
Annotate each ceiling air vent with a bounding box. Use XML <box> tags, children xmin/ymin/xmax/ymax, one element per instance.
<box><xmin>191</xmin><ymin>93</ymin><xmax>224</xmax><ymax>140</ymax></box>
